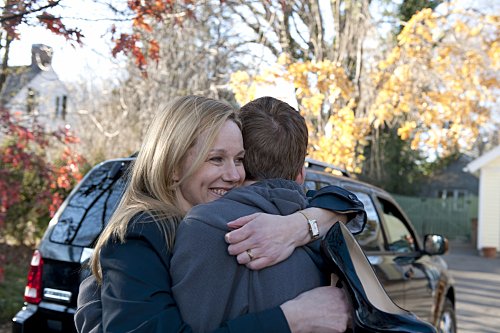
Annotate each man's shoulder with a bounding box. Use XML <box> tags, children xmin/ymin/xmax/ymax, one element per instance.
<box><xmin>181</xmin><ymin>198</ymin><xmax>241</xmax><ymax>232</ymax></box>
<box><xmin>254</xmin><ymin>179</ymin><xmax>304</xmax><ymax>192</ymax></box>
<box><xmin>229</xmin><ymin>180</ymin><xmax>306</xmax><ymax>207</ymax></box>
<box><xmin>173</xmin><ymin>200</ymin><xmax>238</xmax><ymax>260</ymax></box>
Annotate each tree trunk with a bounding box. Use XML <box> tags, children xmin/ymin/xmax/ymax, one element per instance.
<box><xmin>0</xmin><ymin>34</ymin><xmax>12</xmax><ymax>98</ymax></box>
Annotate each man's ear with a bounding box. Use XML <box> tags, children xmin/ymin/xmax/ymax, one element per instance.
<box><xmin>295</xmin><ymin>166</ymin><xmax>306</xmax><ymax>185</ymax></box>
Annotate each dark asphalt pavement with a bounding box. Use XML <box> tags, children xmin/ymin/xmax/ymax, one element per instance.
<box><xmin>443</xmin><ymin>241</ymin><xmax>500</xmax><ymax>333</ymax></box>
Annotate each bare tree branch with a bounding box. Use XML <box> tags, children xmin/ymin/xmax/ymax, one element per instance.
<box><xmin>0</xmin><ymin>0</ymin><xmax>62</xmax><ymax>23</ymax></box>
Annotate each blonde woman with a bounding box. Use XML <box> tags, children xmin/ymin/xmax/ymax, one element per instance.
<box><xmin>76</xmin><ymin>95</ymin><xmax>353</xmax><ymax>333</ymax></box>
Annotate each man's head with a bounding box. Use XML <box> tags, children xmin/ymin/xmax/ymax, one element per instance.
<box><xmin>240</xmin><ymin>96</ymin><xmax>308</xmax><ymax>182</ymax></box>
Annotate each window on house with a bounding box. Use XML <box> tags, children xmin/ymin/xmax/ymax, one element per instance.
<box><xmin>27</xmin><ymin>88</ymin><xmax>39</xmax><ymax>114</ymax></box>
<box><xmin>437</xmin><ymin>189</ymin><xmax>468</xmax><ymax>211</ymax></box>
<box><xmin>62</xmin><ymin>95</ymin><xmax>67</xmax><ymax>120</ymax></box>
<box><xmin>55</xmin><ymin>96</ymin><xmax>60</xmax><ymax>118</ymax></box>
<box><xmin>454</xmin><ymin>190</ymin><xmax>467</xmax><ymax>211</ymax></box>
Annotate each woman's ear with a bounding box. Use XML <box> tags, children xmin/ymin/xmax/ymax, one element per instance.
<box><xmin>173</xmin><ymin>168</ymin><xmax>180</xmax><ymax>182</ymax></box>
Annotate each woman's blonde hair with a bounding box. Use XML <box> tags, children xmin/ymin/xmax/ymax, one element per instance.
<box><xmin>91</xmin><ymin>95</ymin><xmax>240</xmax><ymax>281</ymax></box>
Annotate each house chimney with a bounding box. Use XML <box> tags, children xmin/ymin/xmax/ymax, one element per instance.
<box><xmin>31</xmin><ymin>44</ymin><xmax>53</xmax><ymax>70</ymax></box>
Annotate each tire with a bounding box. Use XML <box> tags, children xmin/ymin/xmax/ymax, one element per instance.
<box><xmin>438</xmin><ymin>298</ymin><xmax>456</xmax><ymax>333</ymax></box>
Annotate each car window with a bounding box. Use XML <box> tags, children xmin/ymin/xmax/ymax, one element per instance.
<box><xmin>317</xmin><ymin>181</ymin><xmax>330</xmax><ymax>189</ymax></box>
<box><xmin>377</xmin><ymin>197</ymin><xmax>415</xmax><ymax>253</ymax></box>
<box><xmin>303</xmin><ymin>179</ymin><xmax>332</xmax><ymax>192</ymax></box>
<box><xmin>304</xmin><ymin>180</ymin><xmax>317</xmax><ymax>192</ymax></box>
<box><xmin>49</xmin><ymin>161</ymin><xmax>129</xmax><ymax>246</ymax></box>
<box><xmin>352</xmin><ymin>192</ymin><xmax>383</xmax><ymax>252</ymax></box>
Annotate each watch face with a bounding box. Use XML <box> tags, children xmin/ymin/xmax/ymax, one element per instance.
<box><xmin>310</xmin><ymin>219</ymin><xmax>320</xmax><ymax>238</ymax></box>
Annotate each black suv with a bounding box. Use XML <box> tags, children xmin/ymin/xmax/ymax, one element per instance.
<box><xmin>12</xmin><ymin>157</ymin><xmax>456</xmax><ymax>333</ymax></box>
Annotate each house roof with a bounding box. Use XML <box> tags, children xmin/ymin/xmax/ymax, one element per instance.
<box><xmin>0</xmin><ymin>65</ymin><xmax>41</xmax><ymax>105</ymax></box>
<box><xmin>420</xmin><ymin>154</ymin><xmax>479</xmax><ymax>196</ymax></box>
<box><xmin>465</xmin><ymin>145</ymin><xmax>500</xmax><ymax>173</ymax></box>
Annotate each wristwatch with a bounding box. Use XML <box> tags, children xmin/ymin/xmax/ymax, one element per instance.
<box><xmin>299</xmin><ymin>211</ymin><xmax>320</xmax><ymax>240</ymax></box>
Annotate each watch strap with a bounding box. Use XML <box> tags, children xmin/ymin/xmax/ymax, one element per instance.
<box><xmin>298</xmin><ymin>211</ymin><xmax>320</xmax><ymax>240</ymax></box>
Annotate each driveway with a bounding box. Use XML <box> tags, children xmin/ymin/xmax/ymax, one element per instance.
<box><xmin>443</xmin><ymin>241</ymin><xmax>500</xmax><ymax>333</ymax></box>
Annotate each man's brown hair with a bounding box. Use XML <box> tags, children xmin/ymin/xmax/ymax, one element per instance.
<box><xmin>240</xmin><ymin>96</ymin><xmax>308</xmax><ymax>181</ymax></box>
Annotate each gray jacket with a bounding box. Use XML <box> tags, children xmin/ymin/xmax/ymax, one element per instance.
<box><xmin>170</xmin><ymin>179</ymin><xmax>327</xmax><ymax>333</ymax></box>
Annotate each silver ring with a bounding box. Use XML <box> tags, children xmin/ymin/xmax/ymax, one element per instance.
<box><xmin>246</xmin><ymin>249</ymin><xmax>255</xmax><ymax>261</ymax></box>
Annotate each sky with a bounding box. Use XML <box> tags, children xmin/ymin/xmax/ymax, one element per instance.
<box><xmin>8</xmin><ymin>0</ymin><xmax>128</xmax><ymax>83</ymax></box>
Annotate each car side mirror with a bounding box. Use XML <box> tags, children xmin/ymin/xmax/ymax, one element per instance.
<box><xmin>423</xmin><ymin>234</ymin><xmax>449</xmax><ymax>255</ymax></box>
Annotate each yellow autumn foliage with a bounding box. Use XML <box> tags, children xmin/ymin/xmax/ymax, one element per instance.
<box><xmin>229</xmin><ymin>71</ymin><xmax>256</xmax><ymax>106</ymax></box>
<box><xmin>230</xmin><ymin>1</ymin><xmax>498</xmax><ymax>174</ymax></box>
<box><xmin>230</xmin><ymin>58</ymin><xmax>368</xmax><ymax>174</ymax></box>
<box><xmin>370</xmin><ymin>2</ymin><xmax>499</xmax><ymax>157</ymax></box>
<box><xmin>289</xmin><ymin>61</ymin><xmax>367</xmax><ymax>173</ymax></box>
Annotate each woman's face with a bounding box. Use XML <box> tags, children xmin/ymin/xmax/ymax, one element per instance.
<box><xmin>176</xmin><ymin>120</ymin><xmax>245</xmax><ymax>213</ymax></box>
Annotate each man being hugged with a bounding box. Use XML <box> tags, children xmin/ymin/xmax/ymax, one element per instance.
<box><xmin>171</xmin><ymin>97</ymin><xmax>365</xmax><ymax>333</ymax></box>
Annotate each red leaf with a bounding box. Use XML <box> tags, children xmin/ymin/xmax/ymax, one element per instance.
<box><xmin>37</xmin><ymin>12</ymin><xmax>83</xmax><ymax>45</ymax></box>
<box><xmin>149</xmin><ymin>40</ymin><xmax>160</xmax><ymax>63</ymax></box>
<box><xmin>133</xmin><ymin>16</ymin><xmax>153</xmax><ymax>32</ymax></box>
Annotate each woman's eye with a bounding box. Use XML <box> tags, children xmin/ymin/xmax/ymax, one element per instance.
<box><xmin>235</xmin><ymin>157</ymin><xmax>244</xmax><ymax>165</ymax></box>
<box><xmin>209</xmin><ymin>156</ymin><xmax>223</xmax><ymax>163</ymax></box>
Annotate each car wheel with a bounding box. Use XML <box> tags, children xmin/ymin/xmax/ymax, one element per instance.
<box><xmin>438</xmin><ymin>298</ymin><xmax>456</xmax><ymax>333</ymax></box>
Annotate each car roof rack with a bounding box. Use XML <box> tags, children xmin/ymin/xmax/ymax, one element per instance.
<box><xmin>305</xmin><ymin>158</ymin><xmax>350</xmax><ymax>178</ymax></box>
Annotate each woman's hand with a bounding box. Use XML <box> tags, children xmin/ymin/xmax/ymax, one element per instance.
<box><xmin>225</xmin><ymin>212</ymin><xmax>306</xmax><ymax>270</ymax></box>
<box><xmin>280</xmin><ymin>284</ymin><xmax>352</xmax><ymax>333</ymax></box>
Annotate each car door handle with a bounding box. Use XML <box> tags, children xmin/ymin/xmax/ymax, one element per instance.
<box><xmin>404</xmin><ymin>268</ymin><xmax>414</xmax><ymax>279</ymax></box>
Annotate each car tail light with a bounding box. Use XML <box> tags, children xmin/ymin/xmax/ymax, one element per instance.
<box><xmin>24</xmin><ymin>250</ymin><xmax>43</xmax><ymax>304</ymax></box>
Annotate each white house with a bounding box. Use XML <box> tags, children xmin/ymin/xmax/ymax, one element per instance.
<box><xmin>0</xmin><ymin>44</ymin><xmax>71</xmax><ymax>132</ymax></box>
<box><xmin>465</xmin><ymin>145</ymin><xmax>500</xmax><ymax>257</ymax></box>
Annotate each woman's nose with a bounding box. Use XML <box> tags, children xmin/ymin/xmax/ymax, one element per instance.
<box><xmin>223</xmin><ymin>162</ymin><xmax>242</xmax><ymax>182</ymax></box>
